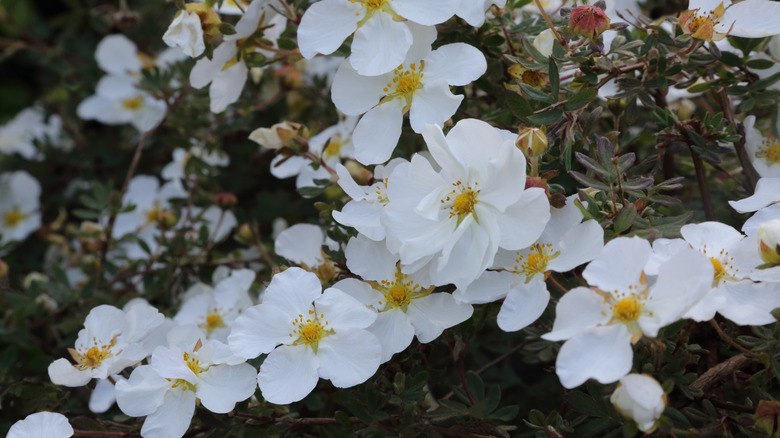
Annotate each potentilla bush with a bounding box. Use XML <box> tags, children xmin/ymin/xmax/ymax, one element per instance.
<box><xmin>3</xmin><ymin>0</ymin><xmax>780</xmax><ymax>436</ymax></box>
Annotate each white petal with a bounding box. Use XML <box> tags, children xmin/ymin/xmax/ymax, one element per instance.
<box><xmin>115</xmin><ymin>365</ymin><xmax>169</xmax><ymax>417</ymax></box>
<box><xmin>351</xmin><ymin>13</ymin><xmax>413</xmax><ymax>76</ymax></box>
<box><xmin>140</xmin><ymin>387</ymin><xmax>196</xmax><ymax>438</ymax></box>
<box><xmin>95</xmin><ymin>34</ymin><xmax>141</xmax><ymax>75</ymax></box>
<box><xmin>409</xmin><ymin>81</ymin><xmax>463</xmax><ymax>133</ymax></box>
<box><xmin>681</xmin><ymin>221</ymin><xmax>744</xmax><ymax>253</ymax></box>
<box><xmin>8</xmin><ymin>412</ymin><xmax>73</xmax><ymax>438</ymax></box>
<box><xmin>229</xmin><ymin>304</ymin><xmax>299</xmax><ymax>358</ymax></box>
<box><xmin>549</xmin><ymin>219</ymin><xmax>604</xmax><ymax>272</ymax></box>
<box><xmin>542</xmin><ymin>287</ymin><xmax>611</xmax><ymax>341</ymax></box>
<box><xmin>48</xmin><ymin>358</ymin><xmax>93</xmax><ymax>387</ymax></box>
<box><xmin>453</xmin><ymin>270</ymin><xmax>514</xmax><ymax>304</ymax></box>
<box><xmin>423</xmin><ymin>43</ymin><xmax>486</xmax><ymax>86</ymax></box>
<box><xmin>345</xmin><ymin>235</ymin><xmax>398</xmax><ymax>281</ymax></box>
<box><xmin>392</xmin><ymin>0</ymin><xmax>457</xmax><ymax>25</ymax></box>
<box><xmin>352</xmin><ymin>99</ymin><xmax>404</xmax><ymax>165</ymax></box>
<box><xmin>331</xmin><ymin>61</ymin><xmax>389</xmax><ymax>116</ymax></box>
<box><xmin>297</xmin><ymin>0</ymin><xmax>361</xmax><ymax>58</ymax></box>
<box><xmin>496</xmin><ymin>278</ymin><xmax>550</xmax><ymax>332</ymax></box>
<box><xmin>258</xmin><ymin>345</ymin><xmax>319</xmax><ymax>404</ymax></box>
<box><xmin>197</xmin><ymin>363</ymin><xmax>257</xmax><ymax>413</ymax></box>
<box><xmin>496</xmin><ymin>188</ymin><xmax>551</xmax><ymax>250</ymax></box>
<box><xmin>555</xmin><ymin>325</ymin><xmax>634</xmax><ymax>388</ymax></box>
<box><xmin>190</xmin><ymin>43</ymin><xmax>237</xmax><ymax>89</ymax></box>
<box><xmin>89</xmin><ymin>377</ymin><xmax>118</xmax><ymax>413</ymax></box>
<box><xmin>317</xmin><ymin>330</ymin><xmax>382</xmax><ymax>387</ymax></box>
<box><xmin>583</xmin><ymin>236</ymin><xmax>651</xmax><ymax>293</ymax></box>
<box><xmin>367</xmin><ymin>310</ymin><xmax>415</xmax><ymax>362</ymax></box>
<box><xmin>317</xmin><ymin>287</ymin><xmax>377</xmax><ymax>330</ymax></box>
<box><xmin>718</xmin><ymin>281</ymin><xmax>780</xmax><ymax>325</ymax></box>
<box><xmin>729</xmin><ymin>177</ymin><xmax>780</xmax><ymax>213</ymax></box>
<box><xmin>275</xmin><ymin>223</ymin><xmax>325</xmax><ymax>266</ymax></box>
<box><xmin>719</xmin><ymin>0</ymin><xmax>780</xmax><ymax>38</ymax></box>
<box><xmin>333</xmin><ymin>201</ymin><xmax>385</xmax><ymax>241</ymax></box>
<box><xmin>209</xmin><ymin>61</ymin><xmax>248</xmax><ymax>113</ymax></box>
<box><xmin>406</xmin><ymin>293</ymin><xmax>473</xmax><ymax>342</ymax></box>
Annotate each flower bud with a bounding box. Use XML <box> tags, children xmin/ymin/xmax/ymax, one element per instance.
<box><xmin>516</xmin><ymin>127</ymin><xmax>549</xmax><ymax>158</ymax></box>
<box><xmin>758</xmin><ymin>220</ymin><xmax>780</xmax><ymax>266</ymax></box>
<box><xmin>610</xmin><ymin>374</ymin><xmax>666</xmax><ymax>432</ymax></box>
<box><xmin>214</xmin><ymin>192</ymin><xmax>238</xmax><ymax>209</ymax></box>
<box><xmin>0</xmin><ymin>259</ymin><xmax>8</xmax><ymax>278</ymax></box>
<box><xmin>274</xmin><ymin>65</ymin><xmax>304</xmax><ymax>89</ymax></box>
<box><xmin>185</xmin><ymin>3</ymin><xmax>221</xmax><ymax>43</ymax></box>
<box><xmin>568</xmin><ymin>5</ymin><xmax>611</xmax><ymax>40</ymax></box>
<box><xmin>236</xmin><ymin>223</ymin><xmax>259</xmax><ymax>244</ymax></box>
<box><xmin>248</xmin><ymin>122</ymin><xmax>302</xmax><ymax>150</ymax></box>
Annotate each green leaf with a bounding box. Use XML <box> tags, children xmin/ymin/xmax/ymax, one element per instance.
<box><xmin>564</xmin><ymin>88</ymin><xmax>596</xmax><ymax>111</ymax></box>
<box><xmin>719</xmin><ymin>51</ymin><xmax>742</xmax><ymax>67</ymax></box>
<box><xmin>519</xmin><ymin>83</ymin><xmax>554</xmax><ymax>103</ymax></box>
<box><xmin>549</xmin><ymin>56</ymin><xmax>560</xmax><ymax>101</ymax></box>
<box><xmin>613</xmin><ymin>204</ymin><xmax>637</xmax><ymax>234</ymax></box>
<box><xmin>528</xmin><ymin>109</ymin><xmax>563</xmax><ymax>125</ymax></box>
<box><xmin>219</xmin><ymin>23</ymin><xmax>237</xmax><ymax>35</ymax></box>
<box><xmin>747</xmin><ymin>58</ymin><xmax>776</xmax><ymax>70</ymax></box>
<box><xmin>751</xmin><ymin>71</ymin><xmax>780</xmax><ymax>90</ymax></box>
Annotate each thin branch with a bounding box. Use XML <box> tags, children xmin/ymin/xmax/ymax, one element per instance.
<box><xmin>689</xmin><ymin>146</ymin><xmax>715</xmax><ymax>221</ymax></box>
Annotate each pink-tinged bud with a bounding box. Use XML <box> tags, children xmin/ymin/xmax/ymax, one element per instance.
<box><xmin>568</xmin><ymin>5</ymin><xmax>611</xmax><ymax>40</ymax></box>
<box><xmin>214</xmin><ymin>192</ymin><xmax>238</xmax><ymax>209</ymax></box>
<box><xmin>516</xmin><ymin>127</ymin><xmax>549</xmax><ymax>158</ymax></box>
<box><xmin>758</xmin><ymin>220</ymin><xmax>780</xmax><ymax>266</ymax></box>
<box><xmin>274</xmin><ymin>65</ymin><xmax>304</xmax><ymax>89</ymax></box>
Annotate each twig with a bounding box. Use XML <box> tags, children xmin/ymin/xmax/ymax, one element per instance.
<box><xmin>689</xmin><ymin>147</ymin><xmax>715</xmax><ymax>221</ymax></box>
<box><xmin>534</xmin><ymin>0</ymin><xmax>564</xmax><ymax>45</ymax></box>
<box><xmin>690</xmin><ymin>352</ymin><xmax>751</xmax><ymax>391</ymax></box>
<box><xmin>717</xmin><ymin>87</ymin><xmax>759</xmax><ymax>192</ymax></box>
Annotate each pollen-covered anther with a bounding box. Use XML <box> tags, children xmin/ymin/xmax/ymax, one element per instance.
<box><xmin>757</xmin><ymin>137</ymin><xmax>780</xmax><ymax>165</ymax></box>
<box><xmin>612</xmin><ymin>297</ymin><xmax>642</xmax><ymax>323</ymax></box>
<box><xmin>443</xmin><ymin>181</ymin><xmax>480</xmax><ymax>218</ymax></box>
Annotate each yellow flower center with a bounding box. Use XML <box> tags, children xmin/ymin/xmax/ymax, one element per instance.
<box><xmin>710</xmin><ymin>257</ymin><xmax>729</xmax><ymax>284</ymax></box>
<box><xmin>201</xmin><ymin>312</ymin><xmax>224</xmax><ymax>334</ymax></box>
<box><xmin>323</xmin><ymin>136</ymin><xmax>345</xmax><ymax>160</ymax></box>
<box><xmin>183</xmin><ymin>352</ymin><xmax>203</xmax><ymax>375</ymax></box>
<box><xmin>374</xmin><ymin>265</ymin><xmax>432</xmax><ymax>312</ymax></box>
<box><xmin>442</xmin><ymin>181</ymin><xmax>480</xmax><ymax>224</ymax></box>
<box><xmin>514</xmin><ymin>243</ymin><xmax>559</xmax><ymax>280</ymax></box>
<box><xmin>290</xmin><ymin>310</ymin><xmax>332</xmax><ymax>353</ymax></box>
<box><xmin>122</xmin><ymin>96</ymin><xmax>145</xmax><ymax>111</ymax></box>
<box><xmin>757</xmin><ymin>139</ymin><xmax>780</xmax><ymax>165</ymax></box>
<box><xmin>3</xmin><ymin>207</ymin><xmax>24</xmax><ymax>227</ymax></box>
<box><xmin>612</xmin><ymin>297</ymin><xmax>642</xmax><ymax>323</ymax></box>
<box><xmin>69</xmin><ymin>337</ymin><xmax>117</xmax><ymax>370</ymax></box>
<box><xmin>383</xmin><ymin>63</ymin><xmax>425</xmax><ymax>110</ymax></box>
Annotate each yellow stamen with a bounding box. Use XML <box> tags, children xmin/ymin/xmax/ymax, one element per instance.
<box><xmin>612</xmin><ymin>297</ymin><xmax>642</xmax><ymax>323</ymax></box>
<box><xmin>122</xmin><ymin>96</ymin><xmax>144</xmax><ymax>111</ymax></box>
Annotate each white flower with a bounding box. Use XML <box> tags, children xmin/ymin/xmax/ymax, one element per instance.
<box><xmin>0</xmin><ymin>170</ymin><xmax>41</xmax><ymax>246</ymax></box>
<box><xmin>533</xmin><ymin>29</ymin><xmax>556</xmax><ymax>57</ymax></box>
<box><xmin>610</xmin><ymin>374</ymin><xmax>666</xmax><ymax>433</ymax></box>
<box><xmin>729</xmin><ymin>177</ymin><xmax>780</xmax><ymax>213</ymax></box>
<box><xmin>332</xmin><ymin>25</ymin><xmax>487</xmax><ymax>164</ymax></box>
<box><xmin>274</xmin><ymin>223</ymin><xmax>339</xmax><ymax>282</ymax></box>
<box><xmin>0</xmin><ymin>107</ymin><xmax>61</xmax><ymax>159</ymax></box>
<box><xmin>48</xmin><ymin>303</ymin><xmax>165</xmax><ymax>386</ymax></box>
<box><xmin>248</xmin><ymin>121</ymin><xmax>300</xmax><ymax>150</ymax></box>
<box><xmin>683</xmin><ymin>0</ymin><xmax>780</xmax><ymax>40</ymax></box>
<box><xmin>190</xmin><ymin>1</ymin><xmax>287</xmax><ymax>113</ymax></box>
<box><xmin>677</xmin><ymin>222</ymin><xmax>780</xmax><ymax>325</ymax></box>
<box><xmin>332</xmin><ymin>159</ymin><xmax>402</xmax><ymax>241</ymax></box>
<box><xmin>740</xmin><ymin>207</ymin><xmax>780</xmax><ymax>282</ymax></box>
<box><xmin>381</xmin><ymin>119</ymin><xmax>550</xmax><ymax>289</ymax></box>
<box><xmin>8</xmin><ymin>412</ymin><xmax>73</xmax><ymax>438</ymax></box>
<box><xmin>744</xmin><ymin>115</ymin><xmax>780</xmax><ymax>178</ymax></box>
<box><xmin>298</xmin><ymin>0</ymin><xmax>458</xmax><ymax>76</ymax></box>
<box><xmin>161</xmin><ymin>144</ymin><xmax>230</xmax><ymax>183</ymax></box>
<box><xmin>174</xmin><ymin>269</ymin><xmax>255</xmax><ymax>342</ymax></box>
<box><xmin>116</xmin><ymin>326</ymin><xmax>257</xmax><ymax>438</ymax></box>
<box><xmin>77</xmin><ymin>75</ymin><xmax>167</xmax><ymax>132</ymax></box>
<box><xmin>228</xmin><ymin>268</ymin><xmax>382</xmax><ymax>404</ymax></box>
<box><xmin>455</xmin><ymin>195</ymin><xmax>604</xmax><ymax>333</ymax></box>
<box><xmin>542</xmin><ymin>237</ymin><xmax>713</xmax><ymax>388</ymax></box>
<box><xmin>196</xmin><ymin>0</ymin><xmax>250</xmax><ymax>15</ymax></box>
<box><xmin>163</xmin><ymin>10</ymin><xmax>206</xmax><ymax>57</ymax></box>
<box><xmin>269</xmin><ymin>115</ymin><xmax>357</xmax><ymax>192</ymax></box>
<box><xmin>456</xmin><ymin>0</ymin><xmax>506</xmax><ymax>26</ymax></box>
<box><xmin>339</xmin><ymin>235</ymin><xmax>473</xmax><ymax>362</ymax></box>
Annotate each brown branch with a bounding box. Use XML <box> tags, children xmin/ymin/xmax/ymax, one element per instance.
<box><xmin>689</xmin><ymin>353</ymin><xmax>751</xmax><ymax>392</ymax></box>
<box><xmin>689</xmin><ymin>147</ymin><xmax>715</xmax><ymax>221</ymax></box>
<box><xmin>717</xmin><ymin>87</ymin><xmax>759</xmax><ymax>192</ymax></box>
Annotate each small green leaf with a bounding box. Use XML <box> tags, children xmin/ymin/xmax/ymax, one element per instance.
<box><xmin>549</xmin><ymin>56</ymin><xmax>560</xmax><ymax>101</ymax></box>
<box><xmin>564</xmin><ymin>88</ymin><xmax>596</xmax><ymax>111</ymax></box>
<box><xmin>613</xmin><ymin>204</ymin><xmax>637</xmax><ymax>234</ymax></box>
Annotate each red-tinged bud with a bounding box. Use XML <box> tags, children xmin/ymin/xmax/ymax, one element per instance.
<box><xmin>274</xmin><ymin>65</ymin><xmax>304</xmax><ymax>89</ymax></box>
<box><xmin>569</xmin><ymin>5</ymin><xmax>611</xmax><ymax>40</ymax></box>
<box><xmin>214</xmin><ymin>192</ymin><xmax>238</xmax><ymax>209</ymax></box>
